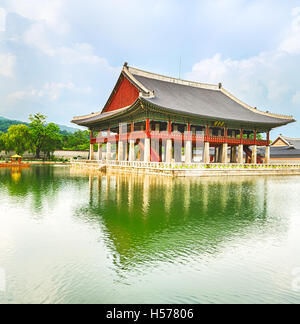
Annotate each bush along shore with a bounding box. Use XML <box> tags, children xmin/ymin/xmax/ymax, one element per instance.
<box><xmin>0</xmin><ymin>113</ymin><xmax>92</xmax><ymax>160</ymax></box>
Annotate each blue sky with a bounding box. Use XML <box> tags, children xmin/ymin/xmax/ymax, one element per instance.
<box><xmin>0</xmin><ymin>0</ymin><xmax>299</xmax><ymax>138</ymax></box>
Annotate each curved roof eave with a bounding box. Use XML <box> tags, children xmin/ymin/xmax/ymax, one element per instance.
<box><xmin>72</xmin><ymin>99</ymin><xmax>143</xmax><ymax>127</ymax></box>
<box><xmin>141</xmin><ymin>98</ymin><xmax>295</xmax><ymax>129</ymax></box>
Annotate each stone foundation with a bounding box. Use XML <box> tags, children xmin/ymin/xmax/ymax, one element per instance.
<box><xmin>71</xmin><ymin>161</ymin><xmax>300</xmax><ymax>178</ymax></box>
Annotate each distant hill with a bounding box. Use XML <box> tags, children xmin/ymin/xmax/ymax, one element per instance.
<box><xmin>0</xmin><ymin>116</ymin><xmax>78</xmax><ymax>133</ymax></box>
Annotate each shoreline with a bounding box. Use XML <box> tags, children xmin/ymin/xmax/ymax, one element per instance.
<box><xmin>0</xmin><ymin>161</ymin><xmax>70</xmax><ymax>166</ymax></box>
<box><xmin>71</xmin><ymin>161</ymin><xmax>300</xmax><ymax>178</ymax></box>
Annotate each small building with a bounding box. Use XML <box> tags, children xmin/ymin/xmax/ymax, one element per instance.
<box><xmin>268</xmin><ymin>135</ymin><xmax>300</xmax><ymax>164</ymax></box>
<box><xmin>72</xmin><ymin>63</ymin><xmax>295</xmax><ymax>165</ymax></box>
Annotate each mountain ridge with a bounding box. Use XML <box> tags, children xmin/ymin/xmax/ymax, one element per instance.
<box><xmin>0</xmin><ymin>116</ymin><xmax>78</xmax><ymax>133</ymax></box>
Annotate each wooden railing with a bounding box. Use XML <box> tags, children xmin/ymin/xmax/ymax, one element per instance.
<box><xmin>72</xmin><ymin>160</ymin><xmax>300</xmax><ymax>170</ymax></box>
<box><xmin>91</xmin><ymin>131</ymin><xmax>269</xmax><ymax>146</ymax></box>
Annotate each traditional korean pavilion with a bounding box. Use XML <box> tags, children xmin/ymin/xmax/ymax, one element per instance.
<box><xmin>72</xmin><ymin>63</ymin><xmax>295</xmax><ymax>165</ymax></box>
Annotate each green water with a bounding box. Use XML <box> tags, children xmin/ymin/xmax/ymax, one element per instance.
<box><xmin>0</xmin><ymin>166</ymin><xmax>300</xmax><ymax>304</ymax></box>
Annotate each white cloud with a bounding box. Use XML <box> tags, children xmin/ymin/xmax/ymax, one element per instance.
<box><xmin>6</xmin><ymin>0</ymin><xmax>69</xmax><ymax>35</ymax></box>
<box><xmin>0</xmin><ymin>7</ymin><xmax>6</xmax><ymax>32</ymax></box>
<box><xmin>47</xmin><ymin>43</ymin><xmax>112</xmax><ymax>66</ymax></box>
<box><xmin>186</xmin><ymin>6</ymin><xmax>300</xmax><ymax>117</ymax></box>
<box><xmin>280</xmin><ymin>7</ymin><xmax>300</xmax><ymax>54</ymax></box>
<box><xmin>6</xmin><ymin>82</ymin><xmax>90</xmax><ymax>103</ymax></box>
<box><xmin>22</xmin><ymin>22</ymin><xmax>52</xmax><ymax>53</ymax></box>
<box><xmin>22</xmin><ymin>23</ymin><xmax>114</xmax><ymax>68</ymax></box>
<box><xmin>0</xmin><ymin>53</ymin><xmax>16</xmax><ymax>77</ymax></box>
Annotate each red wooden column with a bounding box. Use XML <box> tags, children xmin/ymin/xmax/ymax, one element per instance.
<box><xmin>129</xmin><ymin>121</ymin><xmax>135</xmax><ymax>162</ymax></box>
<box><xmin>144</xmin><ymin>118</ymin><xmax>151</xmax><ymax>162</ymax></box>
<box><xmin>106</xmin><ymin>127</ymin><xmax>111</xmax><ymax>161</ymax></box>
<box><xmin>146</xmin><ymin>118</ymin><xmax>150</xmax><ymax>138</ymax></box>
<box><xmin>240</xmin><ymin>128</ymin><xmax>244</xmax><ymax>144</ymax></box>
<box><xmin>204</xmin><ymin>125</ymin><xmax>210</xmax><ymax>163</ymax></box>
<box><xmin>206</xmin><ymin>125</ymin><xmax>209</xmax><ymax>139</ymax></box>
<box><xmin>168</xmin><ymin>120</ymin><xmax>172</xmax><ymax>135</ymax></box>
<box><xmin>188</xmin><ymin>123</ymin><xmax>191</xmax><ymax>132</ymax></box>
<box><xmin>131</xmin><ymin>121</ymin><xmax>134</xmax><ymax>134</ymax></box>
<box><xmin>166</xmin><ymin>121</ymin><xmax>173</xmax><ymax>163</ymax></box>
<box><xmin>265</xmin><ymin>131</ymin><xmax>271</xmax><ymax>164</ymax></box>
<box><xmin>225</xmin><ymin>127</ymin><xmax>228</xmax><ymax>142</ymax></box>
<box><xmin>254</xmin><ymin>131</ymin><xmax>257</xmax><ymax>145</ymax></box>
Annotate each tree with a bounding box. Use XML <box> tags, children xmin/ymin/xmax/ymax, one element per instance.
<box><xmin>0</xmin><ymin>132</ymin><xmax>5</xmax><ymax>152</ymax></box>
<box><xmin>5</xmin><ymin>125</ymin><xmax>32</xmax><ymax>155</ymax></box>
<box><xmin>29</xmin><ymin>113</ymin><xmax>47</xmax><ymax>158</ymax></box>
<box><xmin>61</xmin><ymin>130</ymin><xmax>90</xmax><ymax>151</ymax></box>
<box><xmin>42</xmin><ymin>123</ymin><xmax>62</xmax><ymax>158</ymax></box>
<box><xmin>29</xmin><ymin>113</ymin><xmax>62</xmax><ymax>158</ymax></box>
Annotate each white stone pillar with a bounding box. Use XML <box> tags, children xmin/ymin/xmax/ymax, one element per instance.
<box><xmin>238</xmin><ymin>144</ymin><xmax>244</xmax><ymax>164</ymax></box>
<box><xmin>265</xmin><ymin>146</ymin><xmax>270</xmax><ymax>164</ymax></box>
<box><xmin>106</xmin><ymin>142</ymin><xmax>111</xmax><ymax>161</ymax></box>
<box><xmin>89</xmin><ymin>144</ymin><xmax>94</xmax><ymax>161</ymax></box>
<box><xmin>204</xmin><ymin>142</ymin><xmax>210</xmax><ymax>163</ymax></box>
<box><xmin>166</xmin><ymin>139</ymin><xmax>173</xmax><ymax>163</ymax></box>
<box><xmin>215</xmin><ymin>147</ymin><xmax>219</xmax><ymax>163</ymax></box>
<box><xmin>185</xmin><ymin>140</ymin><xmax>192</xmax><ymax>164</ymax></box>
<box><xmin>97</xmin><ymin>144</ymin><xmax>102</xmax><ymax>161</ymax></box>
<box><xmin>251</xmin><ymin>145</ymin><xmax>257</xmax><ymax>164</ymax></box>
<box><xmin>144</xmin><ymin>137</ymin><xmax>151</xmax><ymax>162</ymax></box>
<box><xmin>129</xmin><ymin>139</ymin><xmax>135</xmax><ymax>162</ymax></box>
<box><xmin>221</xmin><ymin>143</ymin><xmax>228</xmax><ymax>163</ymax></box>
<box><xmin>231</xmin><ymin>146</ymin><xmax>237</xmax><ymax>163</ymax></box>
<box><xmin>118</xmin><ymin>141</ymin><xmax>124</xmax><ymax>162</ymax></box>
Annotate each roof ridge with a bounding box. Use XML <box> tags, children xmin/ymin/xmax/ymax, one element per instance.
<box><xmin>72</xmin><ymin>111</ymin><xmax>102</xmax><ymax>121</ymax></box>
<box><xmin>127</xmin><ymin>64</ymin><xmax>294</xmax><ymax>121</ymax></box>
<box><xmin>127</xmin><ymin>65</ymin><xmax>220</xmax><ymax>91</ymax></box>
<box><xmin>282</xmin><ymin>135</ymin><xmax>300</xmax><ymax>141</ymax></box>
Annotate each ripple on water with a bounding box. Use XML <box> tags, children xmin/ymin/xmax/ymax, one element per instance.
<box><xmin>1</xmin><ymin>168</ymin><xmax>300</xmax><ymax>303</ymax></box>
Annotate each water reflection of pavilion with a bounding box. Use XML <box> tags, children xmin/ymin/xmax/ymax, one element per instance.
<box><xmin>75</xmin><ymin>173</ymin><xmax>272</xmax><ymax>270</ymax></box>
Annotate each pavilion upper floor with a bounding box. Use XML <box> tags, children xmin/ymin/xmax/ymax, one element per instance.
<box><xmin>90</xmin><ymin>118</ymin><xmax>270</xmax><ymax>147</ymax></box>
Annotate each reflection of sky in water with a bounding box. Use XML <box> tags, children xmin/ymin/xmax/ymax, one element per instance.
<box><xmin>0</xmin><ymin>166</ymin><xmax>300</xmax><ymax>304</ymax></box>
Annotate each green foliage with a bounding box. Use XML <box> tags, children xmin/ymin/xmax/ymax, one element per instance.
<box><xmin>29</xmin><ymin>114</ymin><xmax>63</xmax><ymax>158</ymax></box>
<box><xmin>5</xmin><ymin>125</ymin><xmax>32</xmax><ymax>155</ymax></box>
<box><xmin>0</xmin><ymin>114</ymin><xmax>90</xmax><ymax>159</ymax></box>
<box><xmin>42</xmin><ymin>123</ymin><xmax>63</xmax><ymax>158</ymax></box>
<box><xmin>61</xmin><ymin>130</ymin><xmax>90</xmax><ymax>151</ymax></box>
<box><xmin>0</xmin><ymin>131</ymin><xmax>5</xmax><ymax>151</ymax></box>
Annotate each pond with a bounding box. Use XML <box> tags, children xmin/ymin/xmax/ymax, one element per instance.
<box><xmin>0</xmin><ymin>166</ymin><xmax>300</xmax><ymax>304</ymax></box>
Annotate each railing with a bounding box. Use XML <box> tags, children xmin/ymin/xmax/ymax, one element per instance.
<box><xmin>91</xmin><ymin>131</ymin><xmax>269</xmax><ymax>146</ymax></box>
<box><xmin>72</xmin><ymin>159</ymin><xmax>300</xmax><ymax>170</ymax></box>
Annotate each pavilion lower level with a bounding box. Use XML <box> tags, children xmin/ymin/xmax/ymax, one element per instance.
<box><xmin>89</xmin><ymin>119</ymin><xmax>271</xmax><ymax>165</ymax></box>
